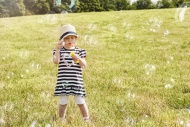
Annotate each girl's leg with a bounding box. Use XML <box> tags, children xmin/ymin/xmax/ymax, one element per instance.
<box><xmin>59</xmin><ymin>104</ymin><xmax>67</xmax><ymax>119</ymax></box>
<box><xmin>77</xmin><ymin>103</ymin><xmax>89</xmax><ymax>118</ymax></box>
<box><xmin>59</xmin><ymin>96</ymin><xmax>69</xmax><ymax>120</ymax></box>
<box><xmin>74</xmin><ymin>96</ymin><xmax>89</xmax><ymax>121</ymax></box>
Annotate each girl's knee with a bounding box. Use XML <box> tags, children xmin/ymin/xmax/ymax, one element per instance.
<box><xmin>59</xmin><ymin>96</ymin><xmax>69</xmax><ymax>105</ymax></box>
<box><xmin>74</xmin><ymin>96</ymin><xmax>85</xmax><ymax>104</ymax></box>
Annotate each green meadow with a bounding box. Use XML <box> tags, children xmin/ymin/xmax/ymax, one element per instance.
<box><xmin>0</xmin><ymin>8</ymin><xmax>190</xmax><ymax>127</ymax></box>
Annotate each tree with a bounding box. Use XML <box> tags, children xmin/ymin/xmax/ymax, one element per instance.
<box><xmin>116</xmin><ymin>0</ymin><xmax>130</xmax><ymax>10</ymax></box>
<box><xmin>99</xmin><ymin>0</ymin><xmax>117</xmax><ymax>11</ymax></box>
<box><xmin>24</xmin><ymin>0</ymin><xmax>36</xmax><ymax>15</ymax></box>
<box><xmin>172</xmin><ymin>0</ymin><xmax>184</xmax><ymax>7</ymax></box>
<box><xmin>129</xmin><ymin>2</ymin><xmax>137</xmax><ymax>10</ymax></box>
<box><xmin>136</xmin><ymin>0</ymin><xmax>152</xmax><ymax>9</ymax></box>
<box><xmin>47</xmin><ymin>0</ymin><xmax>54</xmax><ymax>10</ymax></box>
<box><xmin>158</xmin><ymin>0</ymin><xmax>175</xmax><ymax>8</ymax></box>
<box><xmin>73</xmin><ymin>0</ymin><xmax>80</xmax><ymax>12</ymax></box>
<box><xmin>1</xmin><ymin>0</ymin><xmax>25</xmax><ymax>16</ymax></box>
<box><xmin>79</xmin><ymin>0</ymin><xmax>102</xmax><ymax>12</ymax></box>
<box><xmin>33</xmin><ymin>0</ymin><xmax>50</xmax><ymax>14</ymax></box>
<box><xmin>0</xmin><ymin>0</ymin><xmax>8</xmax><ymax>17</ymax></box>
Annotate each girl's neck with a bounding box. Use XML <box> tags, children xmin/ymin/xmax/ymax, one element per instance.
<box><xmin>63</xmin><ymin>46</ymin><xmax>75</xmax><ymax>50</ymax></box>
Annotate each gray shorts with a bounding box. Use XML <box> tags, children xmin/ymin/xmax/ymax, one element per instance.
<box><xmin>59</xmin><ymin>95</ymin><xmax>85</xmax><ymax>105</ymax></box>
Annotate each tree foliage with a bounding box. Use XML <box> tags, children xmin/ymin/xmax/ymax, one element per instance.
<box><xmin>157</xmin><ymin>0</ymin><xmax>175</xmax><ymax>8</ymax></box>
<box><xmin>137</xmin><ymin>0</ymin><xmax>152</xmax><ymax>9</ymax></box>
<box><xmin>116</xmin><ymin>0</ymin><xmax>130</xmax><ymax>10</ymax></box>
<box><xmin>0</xmin><ymin>0</ymin><xmax>186</xmax><ymax>17</ymax></box>
<box><xmin>0</xmin><ymin>0</ymin><xmax>25</xmax><ymax>17</ymax></box>
<box><xmin>79</xmin><ymin>0</ymin><xmax>102</xmax><ymax>12</ymax></box>
<box><xmin>33</xmin><ymin>0</ymin><xmax>50</xmax><ymax>14</ymax></box>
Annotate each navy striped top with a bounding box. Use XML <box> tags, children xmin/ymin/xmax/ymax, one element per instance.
<box><xmin>53</xmin><ymin>47</ymin><xmax>86</xmax><ymax>97</ymax></box>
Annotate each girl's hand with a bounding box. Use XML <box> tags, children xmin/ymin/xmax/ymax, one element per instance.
<box><xmin>71</xmin><ymin>54</ymin><xmax>80</xmax><ymax>63</ymax></box>
<box><xmin>56</xmin><ymin>41</ymin><xmax>64</xmax><ymax>50</ymax></box>
<box><xmin>70</xmin><ymin>52</ymin><xmax>86</xmax><ymax>67</ymax></box>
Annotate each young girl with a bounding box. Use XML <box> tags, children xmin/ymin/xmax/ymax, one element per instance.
<box><xmin>53</xmin><ymin>24</ymin><xmax>89</xmax><ymax>122</ymax></box>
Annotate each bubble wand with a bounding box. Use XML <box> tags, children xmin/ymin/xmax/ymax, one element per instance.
<box><xmin>70</xmin><ymin>51</ymin><xmax>79</xmax><ymax>63</ymax></box>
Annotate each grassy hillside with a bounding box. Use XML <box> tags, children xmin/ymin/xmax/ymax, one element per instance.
<box><xmin>0</xmin><ymin>8</ymin><xmax>190</xmax><ymax>127</ymax></box>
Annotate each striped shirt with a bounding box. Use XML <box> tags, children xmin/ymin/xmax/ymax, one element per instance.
<box><xmin>53</xmin><ymin>47</ymin><xmax>86</xmax><ymax>97</ymax></box>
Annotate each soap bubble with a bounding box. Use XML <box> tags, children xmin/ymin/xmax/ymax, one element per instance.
<box><xmin>25</xmin><ymin>69</ymin><xmax>29</xmax><ymax>73</ymax></box>
<box><xmin>4</xmin><ymin>102</ymin><xmax>14</xmax><ymax>111</ymax></box>
<box><xmin>125</xmin><ymin>33</ymin><xmax>134</xmax><ymax>40</ymax></box>
<box><xmin>122</xmin><ymin>20</ymin><xmax>132</xmax><ymax>29</ymax></box>
<box><xmin>180</xmin><ymin>120</ymin><xmax>184</xmax><ymax>125</ymax></box>
<box><xmin>150</xmin><ymin>28</ymin><xmax>156</xmax><ymax>32</ymax></box>
<box><xmin>122</xmin><ymin>20</ymin><xmax>127</xmax><ymax>26</ymax></box>
<box><xmin>83</xmin><ymin>35</ymin><xmax>98</xmax><ymax>45</ymax></box>
<box><xmin>27</xmin><ymin>94</ymin><xmax>34</xmax><ymax>101</ymax></box>
<box><xmin>126</xmin><ymin>91</ymin><xmax>136</xmax><ymax>99</ymax></box>
<box><xmin>175</xmin><ymin>6</ymin><xmax>187</xmax><ymax>22</ymax></box>
<box><xmin>186</xmin><ymin>109</ymin><xmax>190</xmax><ymax>114</ymax></box>
<box><xmin>157</xmin><ymin>3</ymin><xmax>163</xmax><ymax>8</ymax></box>
<box><xmin>83</xmin><ymin>34</ymin><xmax>88</xmax><ymax>41</ymax></box>
<box><xmin>0</xmin><ymin>118</ymin><xmax>5</xmax><ymax>126</ymax></box>
<box><xmin>2</xmin><ymin>53</ymin><xmax>10</xmax><ymax>61</ymax></box>
<box><xmin>31</xmin><ymin>63</ymin><xmax>41</xmax><ymax>70</ymax></box>
<box><xmin>147</xmin><ymin>17</ymin><xmax>162</xmax><ymax>32</ymax></box>
<box><xmin>60</xmin><ymin>10</ymin><xmax>68</xmax><ymax>18</ymax></box>
<box><xmin>0</xmin><ymin>106</ymin><xmax>4</xmax><ymax>119</ymax></box>
<box><xmin>24</xmin><ymin>105</ymin><xmax>30</xmax><ymax>112</ymax></box>
<box><xmin>186</xmin><ymin>121</ymin><xmax>190</xmax><ymax>127</ymax></box>
<box><xmin>124</xmin><ymin>117</ymin><xmax>135</xmax><ymax>125</ymax></box>
<box><xmin>0</xmin><ymin>82</ymin><xmax>5</xmax><ymax>89</ymax></box>
<box><xmin>176</xmin><ymin>118</ymin><xmax>185</xmax><ymax>126</ymax></box>
<box><xmin>107</xmin><ymin>24</ymin><xmax>117</xmax><ymax>33</ymax></box>
<box><xmin>116</xmin><ymin>99</ymin><xmax>124</xmax><ymax>105</ymax></box>
<box><xmin>19</xmin><ymin>50</ymin><xmax>29</xmax><ymax>59</ymax></box>
<box><xmin>165</xmin><ymin>84</ymin><xmax>173</xmax><ymax>89</ymax></box>
<box><xmin>30</xmin><ymin>120</ymin><xmax>37</xmax><ymax>127</ymax></box>
<box><xmin>127</xmin><ymin>23</ymin><xmax>132</xmax><ymax>29</ymax></box>
<box><xmin>45</xmin><ymin>124</ymin><xmax>51</xmax><ymax>127</ymax></box>
<box><xmin>20</xmin><ymin>69</ymin><xmax>29</xmax><ymax>78</ymax></box>
<box><xmin>112</xmin><ymin>77</ymin><xmax>123</xmax><ymax>85</ymax></box>
<box><xmin>141</xmin><ymin>114</ymin><xmax>149</xmax><ymax>123</ymax></box>
<box><xmin>38</xmin><ymin>11</ymin><xmax>57</xmax><ymax>24</ymax></box>
<box><xmin>144</xmin><ymin>64</ymin><xmax>156</xmax><ymax>75</ymax></box>
<box><xmin>2</xmin><ymin>57</ymin><xmax>6</xmax><ymax>60</ymax></box>
<box><xmin>6</xmin><ymin>72</ymin><xmax>14</xmax><ymax>79</ymax></box>
<box><xmin>61</xmin><ymin>10</ymin><xmax>68</xmax><ymax>14</ymax></box>
<box><xmin>87</xmin><ymin>24</ymin><xmax>97</xmax><ymax>30</ymax></box>
<box><xmin>165</xmin><ymin>78</ymin><xmax>175</xmax><ymax>89</ymax></box>
<box><xmin>167</xmin><ymin>56</ymin><xmax>174</xmax><ymax>64</ymax></box>
<box><xmin>40</xmin><ymin>92</ymin><xmax>50</xmax><ymax>99</ymax></box>
<box><xmin>164</xmin><ymin>30</ymin><xmax>169</xmax><ymax>36</ymax></box>
<box><xmin>148</xmin><ymin>17</ymin><xmax>162</xmax><ymax>28</ymax></box>
<box><xmin>36</xmin><ymin>64</ymin><xmax>41</xmax><ymax>70</ymax></box>
<box><xmin>89</xmin><ymin>36</ymin><xmax>98</xmax><ymax>44</ymax></box>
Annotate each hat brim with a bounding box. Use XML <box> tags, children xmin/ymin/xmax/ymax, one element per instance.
<box><xmin>59</xmin><ymin>31</ymin><xmax>78</xmax><ymax>40</ymax></box>
<box><xmin>63</xmin><ymin>34</ymin><xmax>78</xmax><ymax>39</ymax></box>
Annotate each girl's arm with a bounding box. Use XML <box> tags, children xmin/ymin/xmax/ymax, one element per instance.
<box><xmin>53</xmin><ymin>49</ymin><xmax>60</xmax><ymax>64</ymax></box>
<box><xmin>78</xmin><ymin>57</ymin><xmax>87</xmax><ymax>68</ymax></box>
<box><xmin>53</xmin><ymin>41</ymin><xmax>63</xmax><ymax>64</ymax></box>
<box><xmin>72</xmin><ymin>54</ymin><xmax>87</xmax><ymax>68</ymax></box>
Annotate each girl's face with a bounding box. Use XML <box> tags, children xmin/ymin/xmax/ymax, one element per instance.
<box><xmin>63</xmin><ymin>35</ymin><xmax>77</xmax><ymax>49</ymax></box>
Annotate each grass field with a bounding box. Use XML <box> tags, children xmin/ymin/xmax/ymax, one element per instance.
<box><xmin>0</xmin><ymin>8</ymin><xmax>190</xmax><ymax>127</ymax></box>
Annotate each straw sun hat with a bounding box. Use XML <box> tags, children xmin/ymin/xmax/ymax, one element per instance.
<box><xmin>59</xmin><ymin>24</ymin><xmax>78</xmax><ymax>41</ymax></box>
